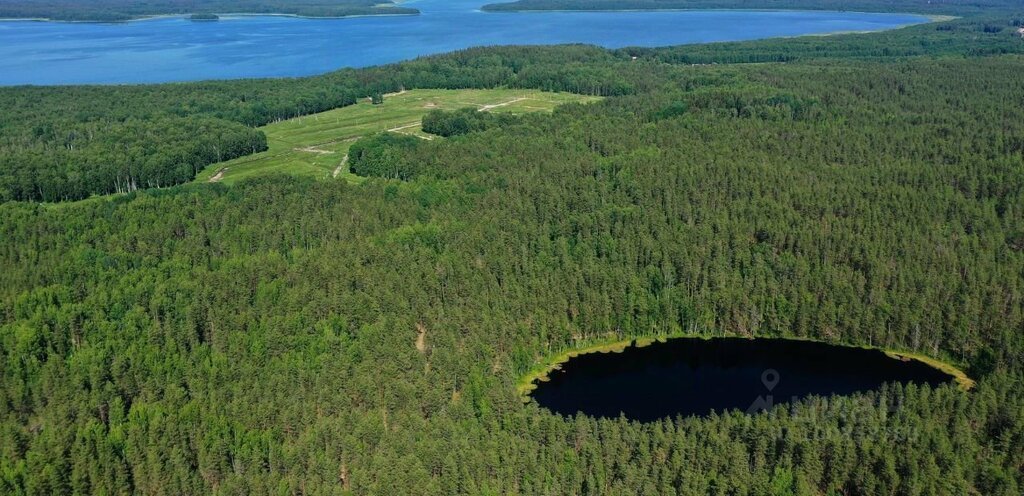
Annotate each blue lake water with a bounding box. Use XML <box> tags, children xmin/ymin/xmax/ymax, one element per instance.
<box><xmin>0</xmin><ymin>0</ymin><xmax>927</xmax><ymax>85</ymax></box>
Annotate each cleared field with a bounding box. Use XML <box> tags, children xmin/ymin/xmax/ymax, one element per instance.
<box><xmin>195</xmin><ymin>89</ymin><xmax>600</xmax><ymax>184</ymax></box>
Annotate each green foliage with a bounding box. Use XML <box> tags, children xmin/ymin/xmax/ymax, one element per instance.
<box><xmin>0</xmin><ymin>45</ymin><xmax>630</xmax><ymax>201</ymax></box>
<box><xmin>5</xmin><ymin>16</ymin><xmax>1019</xmax><ymax>202</ymax></box>
<box><xmin>3</xmin><ymin>9</ymin><xmax>1024</xmax><ymax>496</ymax></box>
<box><xmin>0</xmin><ymin>0</ymin><xmax>416</xmax><ymax>21</ymax></box>
<box><xmin>421</xmin><ymin>107</ymin><xmax>520</xmax><ymax>137</ymax></box>
<box><xmin>348</xmin><ymin>132</ymin><xmax>423</xmax><ymax>179</ymax></box>
<box><xmin>483</xmin><ymin>0</ymin><xmax>1022</xmax><ymax>16</ymax></box>
<box><xmin>193</xmin><ymin>88</ymin><xmax>596</xmax><ymax>184</ymax></box>
<box><xmin>620</xmin><ymin>15</ymin><xmax>1024</xmax><ymax>64</ymax></box>
<box><xmin>0</xmin><ymin>116</ymin><xmax>267</xmax><ymax>202</ymax></box>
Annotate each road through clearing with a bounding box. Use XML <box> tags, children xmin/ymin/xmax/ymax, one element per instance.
<box><xmin>194</xmin><ymin>89</ymin><xmax>600</xmax><ymax>184</ymax></box>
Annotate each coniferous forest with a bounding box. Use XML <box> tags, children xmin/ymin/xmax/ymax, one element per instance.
<box><xmin>2</xmin><ymin>5</ymin><xmax>1024</xmax><ymax>496</ymax></box>
<box><xmin>0</xmin><ymin>0</ymin><xmax>416</xmax><ymax>21</ymax></box>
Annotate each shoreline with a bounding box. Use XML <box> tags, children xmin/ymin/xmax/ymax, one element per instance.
<box><xmin>0</xmin><ymin>8</ymin><xmax>951</xmax><ymax>87</ymax></box>
<box><xmin>0</xmin><ymin>8</ymin><xmax>956</xmax><ymax>25</ymax></box>
<box><xmin>0</xmin><ymin>9</ymin><xmax>419</xmax><ymax>24</ymax></box>
<box><xmin>480</xmin><ymin>4</ymin><xmax>957</xmax><ymax>19</ymax></box>
<box><xmin>481</xmin><ymin>7</ymin><xmax>956</xmax><ymax>31</ymax></box>
<box><xmin>518</xmin><ymin>333</ymin><xmax>975</xmax><ymax>401</ymax></box>
<box><xmin>482</xmin><ymin>6</ymin><xmax>949</xmax><ymax>17</ymax></box>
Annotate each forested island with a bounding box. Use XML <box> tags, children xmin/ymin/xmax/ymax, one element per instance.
<box><xmin>0</xmin><ymin>0</ymin><xmax>415</xmax><ymax>22</ymax></box>
<box><xmin>2</xmin><ymin>2</ymin><xmax>1024</xmax><ymax>495</ymax></box>
<box><xmin>482</xmin><ymin>0</ymin><xmax>1020</xmax><ymax>15</ymax></box>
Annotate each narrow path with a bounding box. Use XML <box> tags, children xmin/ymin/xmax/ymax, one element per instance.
<box><xmin>307</xmin><ymin>136</ymin><xmax>361</xmax><ymax>148</ymax></box>
<box><xmin>396</xmin><ymin>131</ymin><xmax>434</xmax><ymax>141</ymax></box>
<box><xmin>209</xmin><ymin>168</ymin><xmax>227</xmax><ymax>182</ymax></box>
<box><xmin>387</xmin><ymin>121</ymin><xmax>433</xmax><ymax>140</ymax></box>
<box><xmin>332</xmin><ymin>154</ymin><xmax>349</xmax><ymax>178</ymax></box>
<box><xmin>478</xmin><ymin>97</ymin><xmax>528</xmax><ymax>111</ymax></box>
<box><xmin>386</xmin><ymin>122</ymin><xmax>420</xmax><ymax>132</ymax></box>
<box><xmin>295</xmin><ymin>145</ymin><xmax>333</xmax><ymax>154</ymax></box>
<box><xmin>415</xmin><ymin>323</ymin><xmax>427</xmax><ymax>353</ymax></box>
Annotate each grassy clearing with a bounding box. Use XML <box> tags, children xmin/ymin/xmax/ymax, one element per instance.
<box><xmin>195</xmin><ymin>88</ymin><xmax>600</xmax><ymax>185</ymax></box>
<box><xmin>518</xmin><ymin>333</ymin><xmax>975</xmax><ymax>401</ymax></box>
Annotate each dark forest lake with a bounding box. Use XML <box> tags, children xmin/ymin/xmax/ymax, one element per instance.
<box><xmin>529</xmin><ymin>337</ymin><xmax>964</xmax><ymax>422</ymax></box>
<box><xmin>0</xmin><ymin>0</ymin><xmax>928</xmax><ymax>85</ymax></box>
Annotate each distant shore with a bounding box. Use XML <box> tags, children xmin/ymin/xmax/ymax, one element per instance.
<box><xmin>0</xmin><ymin>8</ymin><xmax>418</xmax><ymax>24</ymax></box>
<box><xmin>483</xmin><ymin>6</ymin><xmax>949</xmax><ymax>19</ymax></box>
<box><xmin>0</xmin><ymin>7</ymin><xmax>952</xmax><ymax>25</ymax></box>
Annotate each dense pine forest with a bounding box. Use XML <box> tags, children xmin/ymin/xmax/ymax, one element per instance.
<box><xmin>2</xmin><ymin>6</ymin><xmax>1024</xmax><ymax>496</ymax></box>
<box><xmin>481</xmin><ymin>0</ymin><xmax>1021</xmax><ymax>15</ymax></box>
<box><xmin>0</xmin><ymin>0</ymin><xmax>416</xmax><ymax>21</ymax></box>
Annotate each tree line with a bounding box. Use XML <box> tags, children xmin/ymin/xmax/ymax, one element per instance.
<box><xmin>2</xmin><ymin>24</ymin><xmax>1024</xmax><ymax>493</ymax></box>
<box><xmin>482</xmin><ymin>0</ymin><xmax>1024</xmax><ymax>16</ymax></box>
<box><xmin>4</xmin><ymin>15</ymin><xmax>1023</xmax><ymax>202</ymax></box>
<box><xmin>0</xmin><ymin>0</ymin><xmax>417</xmax><ymax>22</ymax></box>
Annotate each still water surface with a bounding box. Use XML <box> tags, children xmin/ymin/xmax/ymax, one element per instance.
<box><xmin>530</xmin><ymin>337</ymin><xmax>956</xmax><ymax>421</ymax></box>
<box><xmin>0</xmin><ymin>0</ymin><xmax>926</xmax><ymax>85</ymax></box>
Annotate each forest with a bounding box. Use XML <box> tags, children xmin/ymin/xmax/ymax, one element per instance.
<box><xmin>2</xmin><ymin>5</ymin><xmax>1024</xmax><ymax>496</ymax></box>
<box><xmin>421</xmin><ymin>107</ymin><xmax>522</xmax><ymax>137</ymax></box>
<box><xmin>2</xmin><ymin>15</ymin><xmax>1022</xmax><ymax>203</ymax></box>
<box><xmin>0</xmin><ymin>0</ymin><xmax>416</xmax><ymax>21</ymax></box>
<box><xmin>482</xmin><ymin>0</ymin><xmax>1022</xmax><ymax>15</ymax></box>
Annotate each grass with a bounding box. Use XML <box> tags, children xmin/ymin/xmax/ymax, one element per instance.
<box><xmin>883</xmin><ymin>349</ymin><xmax>976</xmax><ymax>390</ymax></box>
<box><xmin>194</xmin><ymin>88</ymin><xmax>601</xmax><ymax>185</ymax></box>
<box><xmin>517</xmin><ymin>332</ymin><xmax>975</xmax><ymax>401</ymax></box>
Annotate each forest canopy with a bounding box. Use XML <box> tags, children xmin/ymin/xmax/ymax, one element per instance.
<box><xmin>421</xmin><ymin>107</ymin><xmax>522</xmax><ymax>137</ymax></box>
<box><xmin>482</xmin><ymin>0</ymin><xmax>1024</xmax><ymax>15</ymax></box>
<box><xmin>1</xmin><ymin>15</ymin><xmax>1022</xmax><ymax>202</ymax></box>
<box><xmin>0</xmin><ymin>0</ymin><xmax>416</xmax><ymax>21</ymax></box>
<box><xmin>2</xmin><ymin>6</ymin><xmax>1024</xmax><ymax>496</ymax></box>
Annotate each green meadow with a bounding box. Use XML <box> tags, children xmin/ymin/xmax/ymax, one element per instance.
<box><xmin>194</xmin><ymin>88</ymin><xmax>599</xmax><ymax>184</ymax></box>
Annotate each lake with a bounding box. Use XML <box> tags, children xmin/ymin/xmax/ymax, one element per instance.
<box><xmin>0</xmin><ymin>0</ymin><xmax>927</xmax><ymax>85</ymax></box>
<box><xmin>529</xmin><ymin>337</ymin><xmax>959</xmax><ymax>421</ymax></box>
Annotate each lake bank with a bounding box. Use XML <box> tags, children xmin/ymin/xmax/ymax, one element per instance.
<box><xmin>0</xmin><ymin>5</ymin><xmax>928</xmax><ymax>85</ymax></box>
<box><xmin>519</xmin><ymin>333</ymin><xmax>975</xmax><ymax>402</ymax></box>
<box><xmin>525</xmin><ymin>335</ymin><xmax>975</xmax><ymax>421</ymax></box>
<box><xmin>0</xmin><ymin>0</ymin><xmax>418</xmax><ymax>23</ymax></box>
<box><xmin>0</xmin><ymin>10</ymin><xmax>419</xmax><ymax>24</ymax></box>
